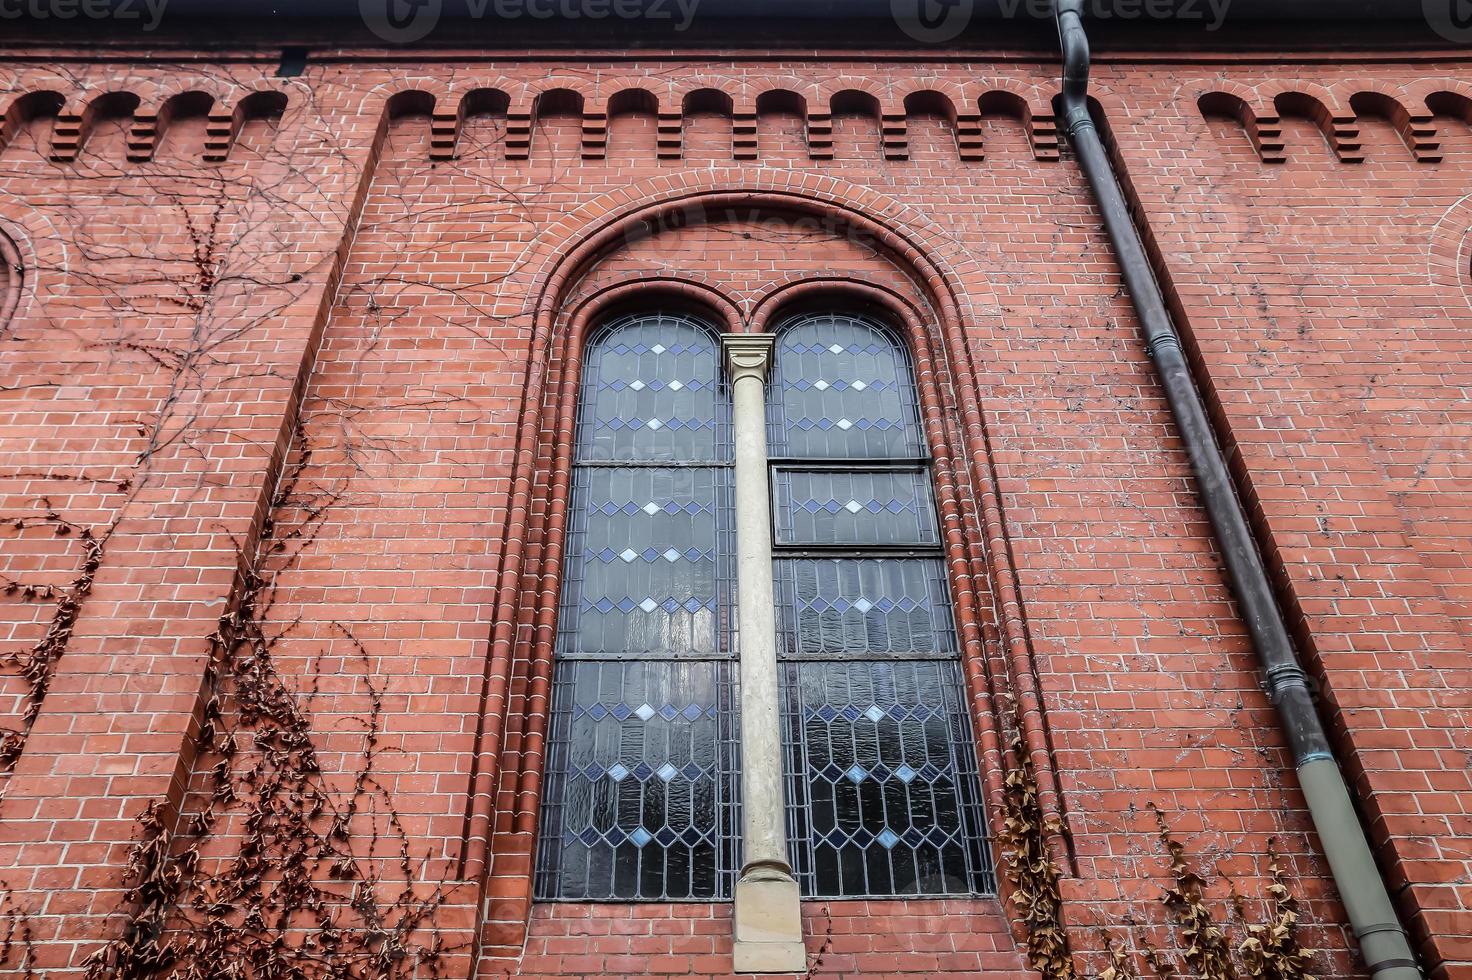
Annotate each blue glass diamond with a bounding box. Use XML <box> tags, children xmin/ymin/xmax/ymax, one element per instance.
<box><xmin>587</xmin><ymin>704</ymin><xmax>609</xmax><ymax>720</ymax></box>
<box><xmin>681</xmin><ymin>704</ymin><xmax>703</xmax><ymax>721</ymax></box>
<box><xmin>878</xmin><ymin>829</ymin><xmax>900</xmax><ymax>849</ymax></box>
<box><xmin>845</xmin><ymin>764</ymin><xmax>868</xmax><ymax>783</ymax></box>
<box><xmin>629</xmin><ymin>827</ymin><xmax>652</xmax><ymax>847</ymax></box>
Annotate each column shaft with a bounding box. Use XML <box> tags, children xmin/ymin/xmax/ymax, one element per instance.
<box><xmin>723</xmin><ymin>333</ymin><xmax>805</xmax><ymax>974</ymax></box>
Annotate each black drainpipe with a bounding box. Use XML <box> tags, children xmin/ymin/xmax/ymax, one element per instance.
<box><xmin>1051</xmin><ymin>4</ymin><xmax>1421</xmax><ymax>979</ymax></box>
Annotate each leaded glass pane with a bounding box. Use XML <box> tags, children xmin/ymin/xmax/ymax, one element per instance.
<box><xmin>540</xmin><ymin>311</ymin><xmax>738</xmax><ymax>901</ymax></box>
<box><xmin>558</xmin><ymin>467</ymin><xmax>734</xmax><ymax>655</ymax></box>
<box><xmin>577</xmin><ymin>314</ymin><xmax>728</xmax><ymax>463</ymax></box>
<box><xmin>780</xmin><ymin>660</ymin><xmax>992</xmax><ymax>898</ymax></box>
<box><xmin>536</xmin><ymin>660</ymin><xmax>739</xmax><ymax>900</ymax></box>
<box><xmin>773</xmin><ymin>468</ymin><xmax>939</xmax><ymax>547</ymax></box>
<box><xmin>768</xmin><ymin>313</ymin><xmax>925</xmax><ymax>459</ymax></box>
<box><xmin>775</xmin><ymin>558</ymin><xmax>956</xmax><ymax>656</ymax></box>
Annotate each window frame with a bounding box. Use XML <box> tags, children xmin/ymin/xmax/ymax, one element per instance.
<box><xmin>534</xmin><ymin>309</ymin><xmax>742</xmax><ymax>903</ymax></box>
<box><xmin>766</xmin><ymin>307</ymin><xmax>995</xmax><ymax>900</ymax></box>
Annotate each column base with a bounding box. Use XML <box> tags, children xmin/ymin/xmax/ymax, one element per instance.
<box><xmin>732</xmin><ymin>869</ymin><xmax>806</xmax><ymax>973</ymax></box>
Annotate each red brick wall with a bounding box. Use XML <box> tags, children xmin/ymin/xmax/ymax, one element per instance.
<box><xmin>0</xmin><ymin>46</ymin><xmax>1465</xmax><ymax>980</ymax></box>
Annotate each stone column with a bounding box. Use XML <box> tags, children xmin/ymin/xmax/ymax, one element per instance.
<box><xmin>722</xmin><ymin>333</ymin><xmax>806</xmax><ymax>973</ymax></box>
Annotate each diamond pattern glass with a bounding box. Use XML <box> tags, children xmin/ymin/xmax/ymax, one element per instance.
<box><xmin>775</xmin><ymin>558</ymin><xmax>956</xmax><ymax>656</ymax></box>
<box><xmin>578</xmin><ymin>314</ymin><xmax>728</xmax><ymax>462</ymax></box>
<box><xmin>768</xmin><ymin>313</ymin><xmax>925</xmax><ymax>459</ymax></box>
<box><xmin>780</xmin><ymin>660</ymin><xmax>992</xmax><ymax>898</ymax></box>
<box><xmin>536</xmin><ymin>660</ymin><xmax>739</xmax><ymax>900</ymax></box>
<box><xmin>539</xmin><ymin>313</ymin><xmax>738</xmax><ymax>901</ymax></box>
<box><xmin>769</xmin><ymin>311</ymin><xmax>991</xmax><ymax>901</ymax></box>
<box><xmin>773</xmin><ymin>468</ymin><xmax>939</xmax><ymax>546</ymax></box>
<box><xmin>559</xmin><ymin>467</ymin><xmax>733</xmax><ymax>655</ymax></box>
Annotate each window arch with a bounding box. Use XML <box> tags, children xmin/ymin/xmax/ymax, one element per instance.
<box><xmin>535</xmin><ymin>311</ymin><xmax>739</xmax><ymax>901</ymax></box>
<box><xmin>769</xmin><ymin>309</ymin><xmax>992</xmax><ymax>898</ymax></box>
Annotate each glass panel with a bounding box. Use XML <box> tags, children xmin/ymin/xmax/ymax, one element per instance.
<box><xmin>769</xmin><ymin>313</ymin><xmax>925</xmax><ymax>459</ymax></box>
<box><xmin>536</xmin><ymin>660</ymin><xmax>739</xmax><ymax>901</ymax></box>
<box><xmin>559</xmin><ymin>467</ymin><xmax>734</xmax><ymax>656</ymax></box>
<box><xmin>773</xmin><ymin>468</ymin><xmax>939</xmax><ymax>546</ymax></box>
<box><xmin>578</xmin><ymin>314</ymin><xmax>728</xmax><ymax>463</ymax></box>
<box><xmin>775</xmin><ymin>558</ymin><xmax>956</xmax><ymax>656</ymax></box>
<box><xmin>781</xmin><ymin>660</ymin><xmax>992</xmax><ymax>898</ymax></box>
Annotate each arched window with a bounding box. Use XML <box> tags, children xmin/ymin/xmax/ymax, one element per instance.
<box><xmin>535</xmin><ymin>312</ymin><xmax>739</xmax><ymax>901</ymax></box>
<box><xmin>769</xmin><ymin>311</ymin><xmax>992</xmax><ymax>898</ymax></box>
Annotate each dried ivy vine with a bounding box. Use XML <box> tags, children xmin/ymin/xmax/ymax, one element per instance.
<box><xmin>995</xmin><ymin>758</ymin><xmax>1319</xmax><ymax>980</ymax></box>
<box><xmin>83</xmin><ymin>430</ymin><xmax>455</xmax><ymax>980</ymax></box>
<box><xmin>0</xmin><ymin>506</ymin><xmax>104</xmax><ymax>776</ymax></box>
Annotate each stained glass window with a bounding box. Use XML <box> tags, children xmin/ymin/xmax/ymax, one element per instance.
<box><xmin>769</xmin><ymin>311</ymin><xmax>993</xmax><ymax>899</ymax></box>
<box><xmin>537</xmin><ymin>313</ymin><xmax>739</xmax><ymax>901</ymax></box>
<box><xmin>768</xmin><ymin>312</ymin><xmax>926</xmax><ymax>459</ymax></box>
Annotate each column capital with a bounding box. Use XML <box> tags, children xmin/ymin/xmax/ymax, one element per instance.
<box><xmin>722</xmin><ymin>333</ymin><xmax>776</xmax><ymax>385</ymax></box>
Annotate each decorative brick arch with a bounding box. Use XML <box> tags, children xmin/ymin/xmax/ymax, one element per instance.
<box><xmin>462</xmin><ymin>177</ymin><xmax>1072</xmax><ymax>956</ymax></box>
<box><xmin>1427</xmin><ymin>193</ymin><xmax>1472</xmax><ymax>317</ymax></box>
<box><xmin>507</xmin><ymin>172</ymin><xmax>997</xmax><ymax>326</ymax></box>
<box><xmin>0</xmin><ymin>226</ymin><xmax>21</xmax><ymax>338</ymax></box>
<box><xmin>0</xmin><ymin>194</ymin><xmax>71</xmax><ymax>339</ymax></box>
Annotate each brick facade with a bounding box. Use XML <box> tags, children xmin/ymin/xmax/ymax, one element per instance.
<box><xmin>0</xmin><ymin>31</ymin><xmax>1467</xmax><ymax>980</ymax></box>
